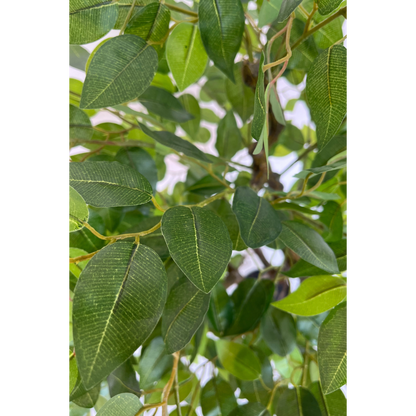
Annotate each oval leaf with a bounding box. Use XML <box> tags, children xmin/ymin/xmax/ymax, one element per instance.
<box><xmin>232</xmin><ymin>186</ymin><xmax>282</xmax><ymax>248</ymax></box>
<box><xmin>207</xmin><ymin>281</ymin><xmax>234</xmax><ymax>335</ymax></box>
<box><xmin>215</xmin><ymin>111</ymin><xmax>242</xmax><ymax>159</ymax></box>
<box><xmin>201</xmin><ymin>376</ymin><xmax>238</xmax><ymax>416</ymax></box>
<box><xmin>70</xmin><ymin>186</ymin><xmax>89</xmax><ymax>232</ymax></box>
<box><xmin>70</xmin><ymin>161</ymin><xmax>153</xmax><ymax>207</ymax></box>
<box><xmin>318</xmin><ymin>302</ymin><xmax>347</xmax><ymax>394</ymax></box>
<box><xmin>252</xmin><ymin>53</ymin><xmax>266</xmax><ymax>141</ymax></box>
<box><xmin>309</xmin><ymin>381</ymin><xmax>346</xmax><ymax>416</ymax></box>
<box><xmin>96</xmin><ymin>393</ymin><xmax>142</xmax><ymax>416</ymax></box>
<box><xmin>161</xmin><ymin>205</ymin><xmax>232</xmax><ymax>293</ymax></box>
<box><xmin>277</xmin><ymin>0</ymin><xmax>303</xmax><ymax>23</ymax></box>
<box><xmin>107</xmin><ymin>359</ymin><xmax>140</xmax><ymax>398</ymax></box>
<box><xmin>179</xmin><ymin>94</ymin><xmax>201</xmax><ymax>138</ymax></box>
<box><xmin>198</xmin><ymin>0</ymin><xmax>245</xmax><ymax>81</ymax></box>
<box><xmin>167</xmin><ymin>23</ymin><xmax>208</xmax><ymax>91</ymax></box>
<box><xmin>73</xmin><ymin>241</ymin><xmax>167</xmax><ymax>389</ymax></box>
<box><xmin>272</xmin><ymin>275</ymin><xmax>346</xmax><ymax>316</ymax></box>
<box><xmin>80</xmin><ymin>35</ymin><xmax>158</xmax><ymax>109</ymax></box>
<box><xmin>162</xmin><ymin>277</ymin><xmax>210</xmax><ymax>353</ymax></box>
<box><xmin>278</xmin><ymin>221</ymin><xmax>339</xmax><ymax>274</ymax></box>
<box><xmin>317</xmin><ymin>0</ymin><xmax>343</xmax><ymax>16</ymax></box>
<box><xmin>216</xmin><ymin>340</ymin><xmax>262</xmax><ymax>381</ymax></box>
<box><xmin>70</xmin><ymin>104</ymin><xmax>93</xmax><ymax>142</ymax></box>
<box><xmin>229</xmin><ymin>403</ymin><xmax>271</xmax><ymax>416</ymax></box>
<box><xmin>276</xmin><ymin>386</ymin><xmax>322</xmax><ymax>416</ymax></box>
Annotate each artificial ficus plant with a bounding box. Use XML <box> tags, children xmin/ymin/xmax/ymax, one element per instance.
<box><xmin>69</xmin><ymin>0</ymin><xmax>347</xmax><ymax>415</ymax></box>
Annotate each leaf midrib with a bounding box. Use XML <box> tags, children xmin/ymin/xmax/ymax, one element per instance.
<box><xmin>70</xmin><ymin>178</ymin><xmax>152</xmax><ymax>197</ymax></box>
<box><xmin>181</xmin><ymin>25</ymin><xmax>198</xmax><ymax>88</ymax></box>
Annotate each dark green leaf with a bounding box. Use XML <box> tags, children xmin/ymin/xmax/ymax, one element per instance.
<box><xmin>309</xmin><ymin>381</ymin><xmax>346</xmax><ymax>416</ymax></box>
<box><xmin>207</xmin><ymin>282</ymin><xmax>234</xmax><ymax>335</ymax></box>
<box><xmin>297</xmin><ymin>312</ymin><xmax>329</xmax><ymax>342</ymax></box>
<box><xmin>320</xmin><ymin>201</ymin><xmax>343</xmax><ymax>242</ymax></box>
<box><xmin>317</xmin><ymin>0</ymin><xmax>343</xmax><ymax>16</ymax></box>
<box><xmin>277</xmin><ymin>0</ymin><xmax>303</xmax><ymax>23</ymax></box>
<box><xmin>201</xmin><ymin>377</ymin><xmax>238</xmax><ymax>416</ymax></box>
<box><xmin>73</xmin><ymin>241</ymin><xmax>167</xmax><ymax>389</ymax></box>
<box><xmin>294</xmin><ymin>158</ymin><xmax>346</xmax><ymax>179</ymax></box>
<box><xmin>279</xmin><ymin>124</ymin><xmax>304</xmax><ymax>151</ymax></box>
<box><xmin>72</xmin><ymin>381</ymin><xmax>101</xmax><ymax>408</ymax></box>
<box><xmin>70</xmin><ymin>352</ymin><xmax>79</xmax><ymax>395</ymax></box>
<box><xmin>252</xmin><ymin>53</ymin><xmax>266</xmax><ymax>142</ymax></box>
<box><xmin>276</xmin><ymin>387</ymin><xmax>322</xmax><ymax>416</ymax></box>
<box><xmin>216</xmin><ymin>111</ymin><xmax>242</xmax><ymax>158</ymax></box>
<box><xmin>179</xmin><ymin>94</ymin><xmax>201</xmax><ymax>138</ymax></box>
<box><xmin>229</xmin><ymin>403</ymin><xmax>271</xmax><ymax>416</ymax></box>
<box><xmin>70</xmin><ymin>104</ymin><xmax>93</xmax><ymax>142</ymax></box>
<box><xmin>70</xmin><ymin>186</ymin><xmax>89</xmax><ymax>232</ymax></box>
<box><xmin>95</xmin><ymin>393</ymin><xmax>142</xmax><ymax>416</ymax></box>
<box><xmin>70</xmin><ymin>45</ymin><xmax>90</xmax><ymax>71</ymax></box>
<box><xmin>187</xmin><ymin>175</ymin><xmax>226</xmax><ymax>196</ymax></box>
<box><xmin>107</xmin><ymin>359</ymin><xmax>141</xmax><ymax>398</ymax></box>
<box><xmin>270</xmin><ymin>88</ymin><xmax>286</xmax><ymax>126</ymax></box>
<box><xmin>312</xmin><ymin>136</ymin><xmax>346</xmax><ymax>168</ymax></box>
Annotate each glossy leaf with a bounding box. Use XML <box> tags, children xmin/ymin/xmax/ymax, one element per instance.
<box><xmin>306</xmin><ymin>46</ymin><xmax>347</xmax><ymax>149</ymax></box>
<box><xmin>232</xmin><ymin>186</ymin><xmax>282</xmax><ymax>248</ymax></box>
<box><xmin>216</xmin><ymin>111</ymin><xmax>242</xmax><ymax>159</ymax></box>
<box><xmin>80</xmin><ymin>35</ymin><xmax>158</xmax><ymax>109</ymax></box>
<box><xmin>216</xmin><ymin>340</ymin><xmax>262</xmax><ymax>381</ymax></box>
<box><xmin>70</xmin><ymin>186</ymin><xmax>89</xmax><ymax>232</ymax></box>
<box><xmin>167</xmin><ymin>23</ymin><xmax>208</xmax><ymax>91</ymax></box>
<box><xmin>276</xmin><ymin>387</ymin><xmax>322</xmax><ymax>416</ymax></box>
<box><xmin>198</xmin><ymin>0</ymin><xmax>245</xmax><ymax>81</ymax></box>
<box><xmin>95</xmin><ymin>393</ymin><xmax>142</xmax><ymax>416</ymax></box>
<box><xmin>201</xmin><ymin>376</ymin><xmax>238</xmax><ymax>416</ymax></box>
<box><xmin>207</xmin><ymin>282</ymin><xmax>233</xmax><ymax>335</ymax></box>
<box><xmin>162</xmin><ymin>277</ymin><xmax>210</xmax><ymax>353</ymax></box>
<box><xmin>252</xmin><ymin>53</ymin><xmax>266</xmax><ymax>141</ymax></box>
<box><xmin>277</xmin><ymin>0</ymin><xmax>303</xmax><ymax>23</ymax></box>
<box><xmin>278</xmin><ymin>221</ymin><xmax>339</xmax><ymax>274</ymax></box>
<box><xmin>320</xmin><ymin>201</ymin><xmax>343</xmax><ymax>242</ymax></box>
<box><xmin>261</xmin><ymin>307</ymin><xmax>296</xmax><ymax>356</ymax></box>
<box><xmin>70</xmin><ymin>45</ymin><xmax>90</xmax><ymax>71</ymax></box>
<box><xmin>161</xmin><ymin>205</ymin><xmax>232</xmax><ymax>293</ymax></box>
<box><xmin>69</xmin><ymin>161</ymin><xmax>153</xmax><ymax>207</ymax></box>
<box><xmin>229</xmin><ymin>403</ymin><xmax>270</xmax><ymax>416</ymax></box>
<box><xmin>318</xmin><ymin>302</ymin><xmax>347</xmax><ymax>394</ymax></box>
<box><xmin>139</xmin><ymin>123</ymin><xmax>211</xmax><ymax>163</ymax></box>
<box><xmin>272</xmin><ymin>275</ymin><xmax>346</xmax><ymax>316</ymax></box>
<box><xmin>73</xmin><ymin>241</ymin><xmax>167</xmax><ymax>389</ymax></box>
<box><xmin>107</xmin><ymin>359</ymin><xmax>140</xmax><ymax>398</ymax></box>
<box><xmin>70</xmin><ymin>104</ymin><xmax>93</xmax><ymax>142</ymax></box>
<box><xmin>309</xmin><ymin>381</ymin><xmax>347</xmax><ymax>416</ymax></box>
<box><xmin>317</xmin><ymin>0</ymin><xmax>343</xmax><ymax>16</ymax></box>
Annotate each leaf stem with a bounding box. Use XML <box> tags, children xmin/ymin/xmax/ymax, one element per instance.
<box><xmin>196</xmin><ymin>189</ymin><xmax>232</xmax><ymax>208</ymax></box>
<box><xmin>162</xmin><ymin>352</ymin><xmax>180</xmax><ymax>416</ymax></box>
<box><xmin>119</xmin><ymin>0</ymin><xmax>137</xmax><ymax>34</ymax></box>
<box><xmin>165</xmin><ymin>3</ymin><xmax>198</xmax><ymax>17</ymax></box>
<box><xmin>280</xmin><ymin>144</ymin><xmax>318</xmax><ymax>175</ymax></box>
<box><xmin>69</xmin><ymin>249</ymin><xmax>101</xmax><ymax>264</ymax></box>
<box><xmin>152</xmin><ymin>195</ymin><xmax>166</xmax><ymax>213</ymax></box>
<box><xmin>174</xmin><ymin>368</ymin><xmax>182</xmax><ymax>416</ymax></box>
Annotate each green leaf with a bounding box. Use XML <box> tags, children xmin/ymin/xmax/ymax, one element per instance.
<box><xmin>216</xmin><ymin>111</ymin><xmax>242</xmax><ymax>158</ymax></box>
<box><xmin>70</xmin><ymin>186</ymin><xmax>89</xmax><ymax>232</ymax></box>
<box><xmin>279</xmin><ymin>124</ymin><xmax>304</xmax><ymax>151</ymax></box>
<box><xmin>278</xmin><ymin>221</ymin><xmax>339</xmax><ymax>274</ymax></box>
<box><xmin>137</xmin><ymin>337</ymin><xmax>173</xmax><ymax>390</ymax></box>
<box><xmin>70</xmin><ymin>352</ymin><xmax>79</xmax><ymax>395</ymax></box>
<box><xmin>114</xmin><ymin>1</ymin><xmax>153</xmax><ymax>29</ymax></box>
<box><xmin>80</xmin><ymin>35</ymin><xmax>158</xmax><ymax>109</ymax></box>
<box><xmin>70</xmin><ymin>161</ymin><xmax>153</xmax><ymax>207</ymax></box>
<box><xmin>161</xmin><ymin>205</ymin><xmax>232</xmax><ymax>293</ymax></box>
<box><xmin>72</xmin><ymin>381</ymin><xmax>101</xmax><ymax>408</ymax></box>
<box><xmin>232</xmin><ymin>186</ymin><xmax>282</xmax><ymax>249</ymax></box>
<box><xmin>226</xmin><ymin>279</ymin><xmax>274</xmax><ymax>336</ymax></box>
<box><xmin>277</xmin><ymin>0</ymin><xmax>303</xmax><ymax>23</ymax></box>
<box><xmin>225</xmin><ymin>63</ymin><xmax>255</xmax><ymax>123</ymax></box>
<box><xmin>320</xmin><ymin>201</ymin><xmax>343</xmax><ymax>242</ymax></box>
<box><xmin>167</xmin><ymin>23</ymin><xmax>208</xmax><ymax>91</ymax></box>
<box><xmin>229</xmin><ymin>403</ymin><xmax>271</xmax><ymax>416</ymax></box>
<box><xmin>276</xmin><ymin>387</ymin><xmax>322</xmax><ymax>416</ymax></box>
<box><xmin>70</xmin><ymin>104</ymin><xmax>93</xmax><ymax>142</ymax></box>
<box><xmin>272</xmin><ymin>275</ymin><xmax>346</xmax><ymax>316</ymax></box>
<box><xmin>261</xmin><ymin>307</ymin><xmax>296</xmax><ymax>356</ymax></box>
<box><xmin>297</xmin><ymin>311</ymin><xmax>329</xmax><ymax>342</ymax></box>
<box><xmin>294</xmin><ymin>158</ymin><xmax>346</xmax><ymax>178</ymax></box>
<box><xmin>317</xmin><ymin>0</ymin><xmax>343</xmax><ymax>16</ymax></box>
<box><xmin>313</xmin><ymin>14</ymin><xmax>344</xmax><ymax>50</ymax></box>
<box><xmin>162</xmin><ymin>276</ymin><xmax>210</xmax><ymax>353</ymax></box>
<box><xmin>312</xmin><ymin>136</ymin><xmax>346</xmax><ymax>168</ymax></box>
<box><xmin>70</xmin><ymin>1</ymin><xmax>119</xmax><ymax>45</ymax></box>
<box><xmin>137</xmin><ymin>86</ymin><xmax>193</xmax><ymax>123</ymax></box>
<box><xmin>306</xmin><ymin>45</ymin><xmax>347</xmax><ymax>149</ymax></box>
<box><xmin>125</xmin><ymin>3</ymin><xmax>170</xmax><ymax>42</ymax></box>
<box><xmin>95</xmin><ymin>393</ymin><xmax>142</xmax><ymax>416</ymax></box>
<box><xmin>285</xmin><ymin>239</ymin><xmax>346</xmax><ymax>278</ymax></box>
<box><xmin>70</xmin><ymin>45</ymin><xmax>90</xmax><ymax>71</ymax></box>
<box><xmin>215</xmin><ymin>340</ymin><xmax>262</xmax><ymax>381</ymax></box>
<box><xmin>73</xmin><ymin>241</ymin><xmax>167</xmax><ymax>389</ymax></box>
<box><xmin>207</xmin><ymin>282</ymin><xmax>234</xmax><ymax>335</ymax></box>
<box><xmin>270</xmin><ymin>88</ymin><xmax>286</xmax><ymax>126</ymax></box>
<box><xmin>258</xmin><ymin>0</ymin><xmax>283</xmax><ymax>27</ymax></box>
<box><xmin>139</xmin><ymin>123</ymin><xmax>211</xmax><ymax>163</ymax></box>
<box><xmin>107</xmin><ymin>359</ymin><xmax>141</xmax><ymax>398</ymax></box>
<box><xmin>198</xmin><ymin>0</ymin><xmax>245</xmax><ymax>81</ymax></box>
<box><xmin>318</xmin><ymin>302</ymin><xmax>347</xmax><ymax>394</ymax></box>
<box><xmin>252</xmin><ymin>53</ymin><xmax>266</xmax><ymax>141</ymax></box>
<box><xmin>309</xmin><ymin>381</ymin><xmax>346</xmax><ymax>416</ymax></box>
<box><xmin>115</xmin><ymin>147</ymin><xmax>158</xmax><ymax>194</ymax></box>
<box><xmin>201</xmin><ymin>376</ymin><xmax>238</xmax><ymax>416</ymax></box>
<box><xmin>187</xmin><ymin>175</ymin><xmax>226</xmax><ymax>196</ymax></box>
<box><xmin>179</xmin><ymin>94</ymin><xmax>201</xmax><ymax>138</ymax></box>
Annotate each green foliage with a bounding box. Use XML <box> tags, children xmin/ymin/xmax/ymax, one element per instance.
<box><xmin>69</xmin><ymin>1</ymin><xmax>347</xmax><ymax>413</ymax></box>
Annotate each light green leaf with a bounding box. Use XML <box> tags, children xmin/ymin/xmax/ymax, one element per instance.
<box><xmin>317</xmin><ymin>0</ymin><xmax>343</xmax><ymax>15</ymax></box>
<box><xmin>318</xmin><ymin>302</ymin><xmax>347</xmax><ymax>394</ymax></box>
<box><xmin>232</xmin><ymin>186</ymin><xmax>282</xmax><ymax>248</ymax></box>
<box><xmin>107</xmin><ymin>359</ymin><xmax>141</xmax><ymax>398</ymax></box>
<box><xmin>161</xmin><ymin>205</ymin><xmax>232</xmax><ymax>293</ymax></box>
<box><xmin>252</xmin><ymin>53</ymin><xmax>266</xmax><ymax>141</ymax></box>
<box><xmin>162</xmin><ymin>276</ymin><xmax>210</xmax><ymax>353</ymax></box>
<box><xmin>70</xmin><ymin>161</ymin><xmax>153</xmax><ymax>207</ymax></box>
<box><xmin>70</xmin><ymin>186</ymin><xmax>89</xmax><ymax>233</ymax></box>
<box><xmin>258</xmin><ymin>0</ymin><xmax>283</xmax><ymax>27</ymax></box>
<box><xmin>229</xmin><ymin>403</ymin><xmax>271</xmax><ymax>416</ymax></box>
<box><xmin>139</xmin><ymin>123</ymin><xmax>211</xmax><ymax>163</ymax></box>
<box><xmin>125</xmin><ymin>3</ymin><xmax>170</xmax><ymax>42</ymax></box>
<box><xmin>270</xmin><ymin>88</ymin><xmax>286</xmax><ymax>126</ymax></box>
<box><xmin>70</xmin><ymin>45</ymin><xmax>90</xmax><ymax>71</ymax></box>
<box><xmin>313</xmin><ymin>14</ymin><xmax>344</xmax><ymax>50</ymax></box>
<box><xmin>278</xmin><ymin>221</ymin><xmax>339</xmax><ymax>274</ymax></box>
<box><xmin>201</xmin><ymin>377</ymin><xmax>238</xmax><ymax>416</ymax></box>
<box><xmin>151</xmin><ymin>72</ymin><xmax>176</xmax><ymax>93</ymax></box>
<box><xmin>70</xmin><ymin>104</ymin><xmax>93</xmax><ymax>142</ymax></box>
<box><xmin>306</xmin><ymin>45</ymin><xmax>346</xmax><ymax>149</ymax></box>
<box><xmin>70</xmin><ymin>1</ymin><xmax>119</xmax><ymax>45</ymax></box>
<box><xmin>276</xmin><ymin>386</ymin><xmax>322</xmax><ymax>416</ymax></box>
<box><xmin>198</xmin><ymin>0</ymin><xmax>245</xmax><ymax>81</ymax></box>
<box><xmin>96</xmin><ymin>393</ymin><xmax>142</xmax><ymax>416</ymax></box>
<box><xmin>277</xmin><ymin>0</ymin><xmax>303</xmax><ymax>22</ymax></box>
<box><xmin>179</xmin><ymin>94</ymin><xmax>201</xmax><ymax>138</ymax></box>
<box><xmin>73</xmin><ymin>241</ymin><xmax>167</xmax><ymax>389</ymax></box>
<box><xmin>70</xmin><ymin>352</ymin><xmax>79</xmax><ymax>395</ymax></box>
<box><xmin>284</xmin><ymin>239</ymin><xmax>346</xmax><ymax>277</ymax></box>
<box><xmin>320</xmin><ymin>201</ymin><xmax>343</xmax><ymax>242</ymax></box>
<box><xmin>225</xmin><ymin>63</ymin><xmax>255</xmax><ymax>123</ymax></box>
<box><xmin>80</xmin><ymin>35</ymin><xmax>158</xmax><ymax>109</ymax></box>
<box><xmin>216</xmin><ymin>340</ymin><xmax>262</xmax><ymax>381</ymax></box>
<box><xmin>167</xmin><ymin>23</ymin><xmax>208</xmax><ymax>91</ymax></box>
<box><xmin>201</xmin><ymin>108</ymin><xmax>220</xmax><ymax>123</ymax></box>
<box><xmin>272</xmin><ymin>275</ymin><xmax>346</xmax><ymax>316</ymax></box>
<box><xmin>216</xmin><ymin>111</ymin><xmax>242</xmax><ymax>159</ymax></box>
<box><xmin>261</xmin><ymin>307</ymin><xmax>296</xmax><ymax>356</ymax></box>
<box><xmin>309</xmin><ymin>381</ymin><xmax>346</xmax><ymax>416</ymax></box>
<box><xmin>137</xmin><ymin>86</ymin><xmax>193</xmax><ymax>123</ymax></box>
